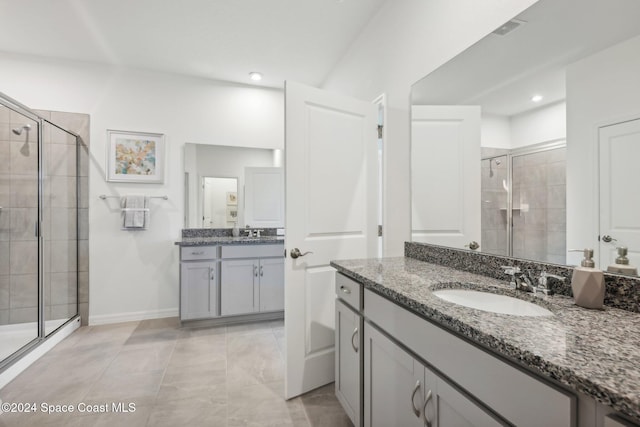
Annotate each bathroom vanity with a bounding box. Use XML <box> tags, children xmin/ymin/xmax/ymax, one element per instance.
<box><xmin>176</xmin><ymin>233</ymin><xmax>284</xmax><ymax>325</ymax></box>
<box><xmin>332</xmin><ymin>243</ymin><xmax>640</xmax><ymax>427</ymax></box>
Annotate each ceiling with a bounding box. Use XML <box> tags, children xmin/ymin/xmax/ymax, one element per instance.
<box><xmin>0</xmin><ymin>0</ymin><xmax>387</xmax><ymax>89</ymax></box>
<box><xmin>411</xmin><ymin>0</ymin><xmax>640</xmax><ymax>116</ymax></box>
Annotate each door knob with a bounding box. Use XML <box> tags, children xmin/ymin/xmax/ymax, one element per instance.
<box><xmin>465</xmin><ymin>241</ymin><xmax>479</xmax><ymax>251</ymax></box>
<box><xmin>290</xmin><ymin>248</ymin><xmax>313</xmax><ymax>259</ymax></box>
<box><xmin>601</xmin><ymin>235</ymin><xmax>616</xmax><ymax>243</ymax></box>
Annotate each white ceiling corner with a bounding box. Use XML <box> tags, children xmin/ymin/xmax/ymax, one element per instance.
<box><xmin>0</xmin><ymin>0</ymin><xmax>388</xmax><ymax>89</ymax></box>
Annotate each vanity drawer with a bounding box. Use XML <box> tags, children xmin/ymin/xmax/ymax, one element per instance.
<box><xmin>221</xmin><ymin>244</ymin><xmax>284</xmax><ymax>259</ymax></box>
<box><xmin>181</xmin><ymin>246</ymin><xmax>218</xmax><ymax>261</ymax></box>
<box><xmin>336</xmin><ymin>273</ymin><xmax>362</xmax><ymax>311</ymax></box>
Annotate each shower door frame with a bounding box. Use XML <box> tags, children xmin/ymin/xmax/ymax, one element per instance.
<box><xmin>0</xmin><ymin>92</ymin><xmax>81</xmax><ymax>370</ymax></box>
<box><xmin>482</xmin><ymin>138</ymin><xmax>566</xmax><ymax>259</ymax></box>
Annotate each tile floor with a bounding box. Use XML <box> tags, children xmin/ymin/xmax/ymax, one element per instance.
<box><xmin>0</xmin><ymin>318</ymin><xmax>353</xmax><ymax>427</ymax></box>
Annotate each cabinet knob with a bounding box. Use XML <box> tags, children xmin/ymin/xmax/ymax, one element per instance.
<box><xmin>340</xmin><ymin>285</ymin><xmax>351</xmax><ymax>295</ymax></box>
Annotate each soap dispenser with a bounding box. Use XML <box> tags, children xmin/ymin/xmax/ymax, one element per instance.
<box><xmin>569</xmin><ymin>249</ymin><xmax>605</xmax><ymax>309</ymax></box>
<box><xmin>606</xmin><ymin>247</ymin><xmax>638</xmax><ymax>276</ymax></box>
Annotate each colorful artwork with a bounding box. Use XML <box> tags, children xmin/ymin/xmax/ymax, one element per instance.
<box><xmin>226</xmin><ymin>192</ymin><xmax>238</xmax><ymax>205</ymax></box>
<box><xmin>115</xmin><ymin>138</ymin><xmax>157</xmax><ymax>175</ymax></box>
<box><xmin>107</xmin><ymin>130</ymin><xmax>165</xmax><ymax>183</ymax></box>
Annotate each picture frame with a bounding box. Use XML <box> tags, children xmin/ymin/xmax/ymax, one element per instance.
<box><xmin>226</xmin><ymin>206</ymin><xmax>238</xmax><ymax>222</ymax></box>
<box><xmin>226</xmin><ymin>191</ymin><xmax>238</xmax><ymax>205</ymax></box>
<box><xmin>106</xmin><ymin>130</ymin><xmax>165</xmax><ymax>183</ymax></box>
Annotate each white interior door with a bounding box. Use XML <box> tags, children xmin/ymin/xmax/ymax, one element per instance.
<box><xmin>599</xmin><ymin>118</ymin><xmax>640</xmax><ymax>268</ymax></box>
<box><xmin>411</xmin><ymin>105</ymin><xmax>481</xmax><ymax>250</ymax></box>
<box><xmin>285</xmin><ymin>81</ymin><xmax>377</xmax><ymax>399</ymax></box>
<box><xmin>245</xmin><ymin>167</ymin><xmax>284</xmax><ymax>228</ymax></box>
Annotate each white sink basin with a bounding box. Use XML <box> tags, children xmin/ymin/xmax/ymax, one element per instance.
<box><xmin>432</xmin><ymin>289</ymin><xmax>553</xmax><ymax>317</ymax></box>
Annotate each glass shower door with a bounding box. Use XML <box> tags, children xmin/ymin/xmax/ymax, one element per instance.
<box><xmin>0</xmin><ymin>105</ymin><xmax>40</xmax><ymax>361</ymax></box>
<box><xmin>42</xmin><ymin>120</ymin><xmax>78</xmax><ymax>336</ymax></box>
<box><xmin>481</xmin><ymin>155</ymin><xmax>509</xmax><ymax>256</ymax></box>
<box><xmin>511</xmin><ymin>147</ymin><xmax>566</xmax><ymax>264</ymax></box>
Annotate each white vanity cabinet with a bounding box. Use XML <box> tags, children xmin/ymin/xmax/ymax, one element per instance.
<box><xmin>220</xmin><ymin>244</ymin><xmax>284</xmax><ymax>316</ymax></box>
<box><xmin>334</xmin><ymin>270</ymin><xmax>579</xmax><ymax>427</ymax></box>
<box><xmin>335</xmin><ymin>274</ymin><xmax>363</xmax><ymax>427</ymax></box>
<box><xmin>180</xmin><ymin>246</ymin><xmax>219</xmax><ymax>320</ymax></box>
<box><xmin>364</xmin><ymin>323</ymin><xmax>502</xmax><ymax>427</ymax></box>
<box><xmin>363</xmin><ymin>288</ymin><xmax>575</xmax><ymax>427</ymax></box>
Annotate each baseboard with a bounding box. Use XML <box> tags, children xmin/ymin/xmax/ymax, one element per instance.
<box><xmin>0</xmin><ymin>316</ymin><xmax>81</xmax><ymax>389</ymax></box>
<box><xmin>88</xmin><ymin>308</ymin><xmax>179</xmax><ymax>325</ymax></box>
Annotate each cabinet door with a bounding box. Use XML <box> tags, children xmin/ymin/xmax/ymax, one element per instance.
<box><xmin>364</xmin><ymin>324</ymin><xmax>423</xmax><ymax>427</ymax></box>
<box><xmin>180</xmin><ymin>261</ymin><xmax>217</xmax><ymax>320</ymax></box>
<box><xmin>259</xmin><ymin>257</ymin><xmax>284</xmax><ymax>312</ymax></box>
<box><xmin>335</xmin><ymin>299</ymin><xmax>361</xmax><ymax>427</ymax></box>
<box><xmin>221</xmin><ymin>259</ymin><xmax>257</xmax><ymax>316</ymax></box>
<box><xmin>425</xmin><ymin>369</ymin><xmax>503</xmax><ymax>427</ymax></box>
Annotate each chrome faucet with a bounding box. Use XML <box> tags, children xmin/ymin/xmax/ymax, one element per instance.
<box><xmin>535</xmin><ymin>271</ymin><xmax>565</xmax><ymax>296</ymax></box>
<box><xmin>501</xmin><ymin>266</ymin><xmax>535</xmax><ymax>292</ymax></box>
<box><xmin>502</xmin><ymin>266</ymin><xmax>566</xmax><ymax>295</ymax></box>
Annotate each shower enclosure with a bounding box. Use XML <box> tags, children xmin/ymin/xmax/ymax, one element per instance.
<box><xmin>481</xmin><ymin>141</ymin><xmax>567</xmax><ymax>264</ymax></box>
<box><xmin>0</xmin><ymin>92</ymin><xmax>81</xmax><ymax>369</ymax></box>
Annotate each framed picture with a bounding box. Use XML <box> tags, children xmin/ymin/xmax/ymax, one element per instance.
<box><xmin>226</xmin><ymin>192</ymin><xmax>238</xmax><ymax>205</ymax></box>
<box><xmin>226</xmin><ymin>206</ymin><xmax>238</xmax><ymax>222</ymax></box>
<box><xmin>107</xmin><ymin>130</ymin><xmax>165</xmax><ymax>183</ymax></box>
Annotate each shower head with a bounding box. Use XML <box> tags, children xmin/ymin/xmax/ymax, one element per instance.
<box><xmin>12</xmin><ymin>124</ymin><xmax>31</xmax><ymax>135</ymax></box>
<box><xmin>494</xmin><ymin>159</ymin><xmax>501</xmax><ymax>166</ymax></box>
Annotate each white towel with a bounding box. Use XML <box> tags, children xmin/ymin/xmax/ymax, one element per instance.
<box><xmin>122</xmin><ymin>195</ymin><xmax>148</xmax><ymax>228</ymax></box>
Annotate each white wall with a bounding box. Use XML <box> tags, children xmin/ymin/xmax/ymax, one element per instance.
<box><xmin>322</xmin><ymin>0</ymin><xmax>538</xmax><ymax>256</ymax></box>
<box><xmin>481</xmin><ymin>114</ymin><xmax>511</xmax><ymax>149</ymax></box>
<box><xmin>510</xmin><ymin>101</ymin><xmax>566</xmax><ymax>148</ymax></box>
<box><xmin>0</xmin><ymin>53</ymin><xmax>284</xmax><ymax>324</ymax></box>
<box><xmin>566</xmin><ymin>34</ymin><xmax>640</xmax><ymax>266</ymax></box>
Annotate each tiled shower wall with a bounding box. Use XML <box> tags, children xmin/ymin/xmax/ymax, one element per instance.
<box><xmin>0</xmin><ymin>107</ymin><xmax>89</xmax><ymax>327</ymax></box>
<box><xmin>512</xmin><ymin>147</ymin><xmax>566</xmax><ymax>264</ymax></box>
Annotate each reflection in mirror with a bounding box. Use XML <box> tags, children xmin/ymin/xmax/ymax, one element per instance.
<box><xmin>184</xmin><ymin>143</ymin><xmax>283</xmax><ymax>228</ymax></box>
<box><xmin>411</xmin><ymin>0</ymin><xmax>640</xmax><ymax>272</ymax></box>
<box><xmin>203</xmin><ymin>177</ymin><xmax>238</xmax><ymax>228</ymax></box>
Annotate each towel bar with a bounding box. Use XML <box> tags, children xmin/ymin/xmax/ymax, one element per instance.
<box><xmin>99</xmin><ymin>194</ymin><xmax>168</xmax><ymax>200</ymax></box>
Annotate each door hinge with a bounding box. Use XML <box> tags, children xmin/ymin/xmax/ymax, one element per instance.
<box><xmin>377</xmin><ymin>124</ymin><xmax>383</xmax><ymax>139</ymax></box>
<box><xmin>378</xmin><ymin>225</ymin><xmax>383</xmax><ymax>237</ymax></box>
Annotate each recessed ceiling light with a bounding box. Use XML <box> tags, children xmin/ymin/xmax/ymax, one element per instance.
<box><xmin>249</xmin><ymin>72</ymin><xmax>263</xmax><ymax>81</ymax></box>
<box><xmin>531</xmin><ymin>94</ymin><xmax>543</xmax><ymax>102</ymax></box>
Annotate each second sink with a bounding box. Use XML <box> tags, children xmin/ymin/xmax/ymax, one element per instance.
<box><xmin>432</xmin><ymin>289</ymin><xmax>553</xmax><ymax>317</ymax></box>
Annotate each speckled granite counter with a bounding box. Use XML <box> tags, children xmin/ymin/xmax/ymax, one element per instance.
<box><xmin>175</xmin><ymin>236</ymin><xmax>284</xmax><ymax>246</ymax></box>
<box><xmin>330</xmin><ymin>256</ymin><xmax>640</xmax><ymax>421</ymax></box>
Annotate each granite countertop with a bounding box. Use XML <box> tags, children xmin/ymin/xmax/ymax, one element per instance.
<box><xmin>330</xmin><ymin>256</ymin><xmax>640</xmax><ymax>421</ymax></box>
<box><xmin>175</xmin><ymin>236</ymin><xmax>284</xmax><ymax>246</ymax></box>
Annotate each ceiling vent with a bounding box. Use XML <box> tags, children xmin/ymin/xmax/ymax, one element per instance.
<box><xmin>492</xmin><ymin>19</ymin><xmax>526</xmax><ymax>36</ymax></box>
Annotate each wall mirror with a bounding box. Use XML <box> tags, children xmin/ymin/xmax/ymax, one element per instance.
<box><xmin>184</xmin><ymin>143</ymin><xmax>283</xmax><ymax>229</ymax></box>
<box><xmin>410</xmin><ymin>0</ymin><xmax>640</xmax><ymax>272</ymax></box>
